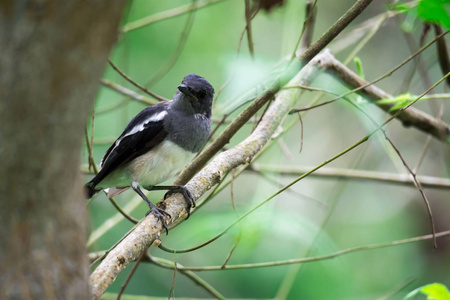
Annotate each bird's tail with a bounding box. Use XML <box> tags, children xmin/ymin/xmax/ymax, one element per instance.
<box><xmin>85</xmin><ymin>181</ymin><xmax>101</xmax><ymax>199</ymax></box>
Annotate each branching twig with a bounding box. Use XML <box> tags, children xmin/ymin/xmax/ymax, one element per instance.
<box><xmin>148</xmin><ymin>255</ymin><xmax>226</xmax><ymax>299</ymax></box>
<box><xmin>100</xmin><ymin>79</ymin><xmax>160</xmax><ymax>105</ymax></box>
<box><xmin>221</xmin><ymin>169</ymin><xmax>241</xmax><ymax>268</ymax></box>
<box><xmin>121</xmin><ymin>0</ymin><xmax>230</xmax><ymax>33</ymax></box>
<box><xmin>147</xmin><ymin>230</ymin><xmax>450</xmax><ymax>271</ymax></box>
<box><xmin>144</xmin><ymin>2</ymin><xmax>197</xmax><ymax>88</ymax></box>
<box><xmin>291</xmin><ymin>49</ymin><xmax>450</xmax><ymax>143</ymax></box>
<box><xmin>89</xmin><ymin>51</ymin><xmax>324</xmax><ymax>299</ymax></box>
<box><xmin>175</xmin><ymin>0</ymin><xmax>375</xmax><ymax>185</ymax></box>
<box><xmin>300</xmin><ymin>0</ymin><xmax>317</xmax><ymax>52</ymax></box>
<box><xmin>244</xmin><ymin>0</ymin><xmax>255</xmax><ymax>56</ymax></box>
<box><xmin>107</xmin><ymin>60</ymin><xmax>168</xmax><ymax>102</ymax></box>
<box><xmin>386</xmin><ymin>136</ymin><xmax>436</xmax><ymax>247</ymax></box>
<box><xmin>91</xmin><ymin>230</ymin><xmax>450</xmax><ymax>270</ymax></box>
<box><xmin>251</xmin><ymin>164</ymin><xmax>450</xmax><ymax>190</ymax></box>
<box><xmin>292</xmin><ymin>30</ymin><xmax>449</xmax><ymax>113</ymax></box>
<box><xmin>291</xmin><ymin>0</ymin><xmax>318</xmax><ymax>59</ymax></box>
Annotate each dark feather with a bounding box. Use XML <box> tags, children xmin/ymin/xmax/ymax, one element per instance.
<box><xmin>87</xmin><ymin>103</ymin><xmax>169</xmax><ymax>192</ymax></box>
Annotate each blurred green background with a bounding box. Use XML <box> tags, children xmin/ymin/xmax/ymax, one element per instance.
<box><xmin>85</xmin><ymin>0</ymin><xmax>450</xmax><ymax>299</ymax></box>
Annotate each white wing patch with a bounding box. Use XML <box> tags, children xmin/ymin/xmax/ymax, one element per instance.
<box><xmin>100</xmin><ymin>110</ymin><xmax>168</xmax><ymax>167</ymax></box>
<box><xmin>122</xmin><ymin>110</ymin><xmax>168</xmax><ymax>139</ymax></box>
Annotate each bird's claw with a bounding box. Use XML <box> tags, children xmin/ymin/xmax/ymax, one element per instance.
<box><xmin>164</xmin><ymin>186</ymin><xmax>196</xmax><ymax>219</ymax></box>
<box><xmin>145</xmin><ymin>207</ymin><xmax>171</xmax><ymax>235</ymax></box>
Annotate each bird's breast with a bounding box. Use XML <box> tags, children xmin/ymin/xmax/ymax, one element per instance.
<box><xmin>128</xmin><ymin>139</ymin><xmax>195</xmax><ymax>187</ymax></box>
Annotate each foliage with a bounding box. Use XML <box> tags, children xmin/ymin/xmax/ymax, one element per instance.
<box><xmin>405</xmin><ymin>283</ymin><xmax>450</xmax><ymax>300</ymax></box>
<box><xmin>392</xmin><ymin>0</ymin><xmax>450</xmax><ymax>29</ymax></box>
<box><xmin>86</xmin><ymin>0</ymin><xmax>450</xmax><ymax>299</ymax></box>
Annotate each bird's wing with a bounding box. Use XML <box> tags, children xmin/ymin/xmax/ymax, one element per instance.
<box><xmin>89</xmin><ymin>102</ymin><xmax>170</xmax><ymax>188</ymax></box>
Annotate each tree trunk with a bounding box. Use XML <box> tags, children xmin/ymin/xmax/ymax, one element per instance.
<box><xmin>0</xmin><ymin>1</ymin><xmax>126</xmax><ymax>299</ymax></box>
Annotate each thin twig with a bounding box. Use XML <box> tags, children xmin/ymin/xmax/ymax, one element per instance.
<box><xmin>85</xmin><ymin>127</ymin><xmax>97</xmax><ymax>174</ymax></box>
<box><xmin>168</xmin><ymin>252</ymin><xmax>177</xmax><ymax>300</ymax></box>
<box><xmin>211</xmin><ymin>5</ymin><xmax>260</xmax><ymax>111</ymax></box>
<box><xmin>148</xmin><ymin>255</ymin><xmax>226</xmax><ymax>299</ymax></box>
<box><xmin>175</xmin><ymin>0</ymin><xmax>375</xmax><ymax>185</ymax></box>
<box><xmin>166</xmin><ymin>72</ymin><xmax>450</xmax><ymax>254</ymax></box>
<box><xmin>148</xmin><ymin>230</ymin><xmax>450</xmax><ymax>271</ymax></box>
<box><xmin>95</xmin><ymin>99</ymin><xmax>128</xmax><ymax>115</ymax></box>
<box><xmin>84</xmin><ymin>120</ymin><xmax>139</xmax><ymax>225</ymax></box>
<box><xmin>300</xmin><ymin>0</ymin><xmax>317</xmax><ymax>52</ymax></box>
<box><xmin>100</xmin><ymin>79</ymin><xmax>161</xmax><ymax>105</ymax></box>
<box><xmin>291</xmin><ymin>0</ymin><xmax>318</xmax><ymax>59</ymax></box>
<box><xmin>378</xmin><ymin>277</ymin><xmax>416</xmax><ymax>300</ymax></box>
<box><xmin>251</xmin><ymin>165</ymin><xmax>450</xmax><ymax>190</ymax></box>
<box><xmin>104</xmin><ymin>194</ymin><xmax>139</xmax><ymax>224</ymax></box>
<box><xmin>221</xmin><ymin>169</ymin><xmax>241</xmax><ymax>268</ymax></box>
<box><xmin>395</xmin><ymin>14</ymin><xmax>432</xmax><ymax>91</ymax></box>
<box><xmin>296</xmin><ymin>112</ymin><xmax>304</xmax><ymax>154</ymax></box>
<box><xmin>107</xmin><ymin>60</ymin><xmax>168</xmax><ymax>102</ymax></box>
<box><xmin>344</xmin><ymin>97</ymin><xmax>437</xmax><ymax>248</ymax></box>
<box><xmin>89</xmin><ymin>104</ymin><xmax>96</xmax><ymax>171</ymax></box>
<box><xmin>244</xmin><ymin>0</ymin><xmax>255</xmax><ymax>56</ymax></box>
<box><xmin>144</xmin><ymin>1</ymin><xmax>197</xmax><ymax>88</ymax></box>
<box><xmin>292</xmin><ymin>49</ymin><xmax>450</xmax><ymax>143</ymax></box>
<box><xmin>413</xmin><ymin>135</ymin><xmax>432</xmax><ymax>173</ymax></box>
<box><xmin>291</xmin><ymin>29</ymin><xmax>449</xmax><ymax>114</ymax></box>
<box><xmin>300</xmin><ymin>0</ymin><xmax>374</xmax><ymax>62</ymax></box>
<box><xmin>386</xmin><ymin>137</ymin><xmax>437</xmax><ymax>248</ymax></box>
<box><xmin>121</xmin><ymin>0</ymin><xmax>230</xmax><ymax>33</ymax></box>
<box><xmin>89</xmin><ymin>2</ymin><xmax>378</xmax><ymax>292</ymax></box>
<box><xmin>342</xmin><ymin>12</ymin><xmax>387</xmax><ymax>65</ymax></box>
<box><xmin>255</xmin><ymin>170</ymin><xmax>327</xmax><ymax>208</ymax></box>
<box><xmin>116</xmin><ymin>250</ymin><xmax>147</xmax><ymax>300</ymax></box>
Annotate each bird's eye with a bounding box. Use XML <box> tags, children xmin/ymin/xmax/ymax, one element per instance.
<box><xmin>198</xmin><ymin>91</ymin><xmax>206</xmax><ymax>98</ymax></box>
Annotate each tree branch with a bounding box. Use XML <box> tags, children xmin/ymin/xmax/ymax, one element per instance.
<box><xmin>251</xmin><ymin>164</ymin><xmax>450</xmax><ymax>190</ymax></box>
<box><xmin>121</xmin><ymin>0</ymin><xmax>230</xmax><ymax>33</ymax></box>
<box><xmin>316</xmin><ymin>50</ymin><xmax>450</xmax><ymax>143</ymax></box>
<box><xmin>100</xmin><ymin>79</ymin><xmax>160</xmax><ymax>105</ymax></box>
<box><xmin>89</xmin><ymin>52</ymin><xmax>323</xmax><ymax>300</ymax></box>
<box><xmin>175</xmin><ymin>0</ymin><xmax>375</xmax><ymax>185</ymax></box>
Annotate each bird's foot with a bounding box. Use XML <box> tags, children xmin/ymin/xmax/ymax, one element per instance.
<box><xmin>164</xmin><ymin>186</ymin><xmax>196</xmax><ymax>219</ymax></box>
<box><xmin>145</xmin><ymin>206</ymin><xmax>171</xmax><ymax>235</ymax></box>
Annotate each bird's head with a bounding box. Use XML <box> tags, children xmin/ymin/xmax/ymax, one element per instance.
<box><xmin>174</xmin><ymin>73</ymin><xmax>214</xmax><ymax>117</ymax></box>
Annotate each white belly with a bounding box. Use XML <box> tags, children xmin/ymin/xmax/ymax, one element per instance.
<box><xmin>98</xmin><ymin>140</ymin><xmax>195</xmax><ymax>188</ymax></box>
<box><xmin>129</xmin><ymin>140</ymin><xmax>195</xmax><ymax>187</ymax></box>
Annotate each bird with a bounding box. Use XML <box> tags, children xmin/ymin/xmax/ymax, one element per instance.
<box><xmin>86</xmin><ymin>73</ymin><xmax>214</xmax><ymax>233</ymax></box>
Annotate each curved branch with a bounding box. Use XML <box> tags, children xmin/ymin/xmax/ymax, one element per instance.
<box><xmin>317</xmin><ymin>50</ymin><xmax>450</xmax><ymax>143</ymax></box>
<box><xmin>89</xmin><ymin>53</ymin><xmax>323</xmax><ymax>300</ymax></box>
<box><xmin>175</xmin><ymin>0</ymin><xmax>375</xmax><ymax>185</ymax></box>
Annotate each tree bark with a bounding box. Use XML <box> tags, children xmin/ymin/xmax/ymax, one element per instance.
<box><xmin>89</xmin><ymin>54</ymin><xmax>323</xmax><ymax>299</ymax></box>
<box><xmin>0</xmin><ymin>1</ymin><xmax>126</xmax><ymax>299</ymax></box>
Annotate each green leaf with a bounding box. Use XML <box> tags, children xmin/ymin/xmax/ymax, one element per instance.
<box><xmin>405</xmin><ymin>283</ymin><xmax>450</xmax><ymax>300</ymax></box>
<box><xmin>418</xmin><ymin>0</ymin><xmax>450</xmax><ymax>28</ymax></box>
<box><xmin>421</xmin><ymin>283</ymin><xmax>450</xmax><ymax>300</ymax></box>
<box><xmin>392</xmin><ymin>2</ymin><xmax>411</xmax><ymax>12</ymax></box>
<box><xmin>377</xmin><ymin>93</ymin><xmax>415</xmax><ymax>110</ymax></box>
<box><xmin>353</xmin><ymin>57</ymin><xmax>365</xmax><ymax>80</ymax></box>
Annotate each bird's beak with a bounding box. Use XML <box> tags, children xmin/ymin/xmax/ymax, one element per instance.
<box><xmin>177</xmin><ymin>84</ymin><xmax>197</xmax><ymax>100</ymax></box>
<box><xmin>178</xmin><ymin>84</ymin><xmax>192</xmax><ymax>96</ymax></box>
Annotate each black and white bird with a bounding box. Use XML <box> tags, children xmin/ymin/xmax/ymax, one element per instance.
<box><xmin>86</xmin><ymin>74</ymin><xmax>214</xmax><ymax>233</ymax></box>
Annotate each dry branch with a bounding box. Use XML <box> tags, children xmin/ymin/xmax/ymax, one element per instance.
<box><xmin>89</xmin><ymin>52</ymin><xmax>323</xmax><ymax>300</ymax></box>
<box><xmin>252</xmin><ymin>164</ymin><xmax>450</xmax><ymax>189</ymax></box>
<box><xmin>89</xmin><ymin>49</ymin><xmax>450</xmax><ymax>298</ymax></box>
<box><xmin>317</xmin><ymin>50</ymin><xmax>450</xmax><ymax>143</ymax></box>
